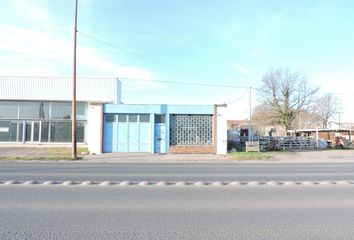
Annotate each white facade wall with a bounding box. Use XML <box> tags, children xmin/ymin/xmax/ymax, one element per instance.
<box><xmin>0</xmin><ymin>76</ymin><xmax>121</xmax><ymax>153</ymax></box>
<box><xmin>87</xmin><ymin>103</ymin><xmax>103</xmax><ymax>154</ymax></box>
<box><xmin>216</xmin><ymin>106</ymin><xmax>228</xmax><ymax>154</ymax></box>
<box><xmin>0</xmin><ymin>76</ymin><xmax>121</xmax><ymax>103</ymax></box>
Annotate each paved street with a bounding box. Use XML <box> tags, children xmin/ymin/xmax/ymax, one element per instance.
<box><xmin>1</xmin><ymin>162</ymin><xmax>354</xmax><ymax>182</ymax></box>
<box><xmin>2</xmin><ymin>161</ymin><xmax>354</xmax><ymax>239</ymax></box>
<box><xmin>1</xmin><ymin>185</ymin><xmax>354</xmax><ymax>240</ymax></box>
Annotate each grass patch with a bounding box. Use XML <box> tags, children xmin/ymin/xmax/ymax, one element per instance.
<box><xmin>228</xmin><ymin>151</ymin><xmax>291</xmax><ymax>161</ymax></box>
<box><xmin>0</xmin><ymin>147</ymin><xmax>88</xmax><ymax>161</ymax></box>
<box><xmin>0</xmin><ymin>156</ymin><xmax>80</xmax><ymax>161</ymax></box>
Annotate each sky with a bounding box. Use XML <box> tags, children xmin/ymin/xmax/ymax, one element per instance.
<box><xmin>0</xmin><ymin>0</ymin><xmax>354</xmax><ymax>122</ymax></box>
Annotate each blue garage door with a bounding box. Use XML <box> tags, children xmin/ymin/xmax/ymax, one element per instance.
<box><xmin>103</xmin><ymin>114</ymin><xmax>151</xmax><ymax>153</ymax></box>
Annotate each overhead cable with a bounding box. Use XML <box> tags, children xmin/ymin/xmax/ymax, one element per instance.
<box><xmin>78</xmin><ymin>31</ymin><xmax>230</xmax><ymax>84</ymax></box>
<box><xmin>118</xmin><ymin>77</ymin><xmax>249</xmax><ymax>89</ymax></box>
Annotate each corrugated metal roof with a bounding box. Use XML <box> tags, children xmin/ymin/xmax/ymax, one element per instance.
<box><xmin>0</xmin><ymin>76</ymin><xmax>121</xmax><ymax>103</ymax></box>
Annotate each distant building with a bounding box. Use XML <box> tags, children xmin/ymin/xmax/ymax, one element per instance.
<box><xmin>227</xmin><ymin>119</ymin><xmax>286</xmax><ymax>137</ymax></box>
<box><xmin>227</xmin><ymin>119</ymin><xmax>251</xmax><ymax>137</ymax></box>
<box><xmin>289</xmin><ymin>128</ymin><xmax>353</xmax><ymax>146</ymax></box>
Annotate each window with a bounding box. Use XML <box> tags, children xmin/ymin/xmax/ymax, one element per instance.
<box><xmin>155</xmin><ymin>114</ymin><xmax>165</xmax><ymax>124</ymax></box>
<box><xmin>0</xmin><ymin>101</ymin><xmax>86</xmax><ymax>120</ymax></box>
<box><xmin>107</xmin><ymin>114</ymin><xmax>150</xmax><ymax>123</ymax></box>
<box><xmin>129</xmin><ymin>114</ymin><xmax>138</xmax><ymax>122</ymax></box>
<box><xmin>76</xmin><ymin>121</ymin><xmax>85</xmax><ymax>143</ymax></box>
<box><xmin>19</xmin><ymin>102</ymin><xmax>50</xmax><ymax>119</ymax></box>
<box><xmin>50</xmin><ymin>122</ymin><xmax>71</xmax><ymax>142</ymax></box>
<box><xmin>49</xmin><ymin>121</ymin><xmax>85</xmax><ymax>143</ymax></box>
<box><xmin>41</xmin><ymin>122</ymin><xmax>49</xmax><ymax>142</ymax></box>
<box><xmin>0</xmin><ymin>121</ymin><xmax>11</xmax><ymax>141</ymax></box>
<box><xmin>140</xmin><ymin>114</ymin><xmax>150</xmax><ymax>123</ymax></box>
<box><xmin>76</xmin><ymin>102</ymin><xmax>86</xmax><ymax>119</ymax></box>
<box><xmin>0</xmin><ymin>120</ymin><xmax>22</xmax><ymax>142</ymax></box>
<box><xmin>18</xmin><ymin>122</ymin><xmax>23</xmax><ymax>142</ymax></box>
<box><xmin>51</xmin><ymin>102</ymin><xmax>71</xmax><ymax>119</ymax></box>
<box><xmin>0</xmin><ymin>101</ymin><xmax>87</xmax><ymax>143</ymax></box>
<box><xmin>105</xmin><ymin>114</ymin><xmax>116</xmax><ymax>123</ymax></box>
<box><xmin>170</xmin><ymin>114</ymin><xmax>213</xmax><ymax>146</ymax></box>
<box><xmin>118</xmin><ymin>114</ymin><xmax>127</xmax><ymax>122</ymax></box>
<box><xmin>0</xmin><ymin>101</ymin><xmax>18</xmax><ymax>119</ymax></box>
<box><xmin>50</xmin><ymin>102</ymin><xmax>86</xmax><ymax>120</ymax></box>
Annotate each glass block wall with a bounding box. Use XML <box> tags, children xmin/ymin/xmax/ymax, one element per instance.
<box><xmin>170</xmin><ymin>114</ymin><xmax>213</xmax><ymax>146</ymax></box>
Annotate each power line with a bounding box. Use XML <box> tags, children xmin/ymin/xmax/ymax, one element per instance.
<box><xmin>78</xmin><ymin>31</ymin><xmax>228</xmax><ymax>84</ymax></box>
<box><xmin>118</xmin><ymin>77</ymin><xmax>249</xmax><ymax>89</ymax></box>
<box><xmin>251</xmin><ymin>87</ymin><xmax>354</xmax><ymax>97</ymax></box>
<box><xmin>78</xmin><ymin>32</ymin><xmax>354</xmax><ymax>99</ymax></box>
<box><xmin>319</xmin><ymin>91</ymin><xmax>354</xmax><ymax>97</ymax></box>
<box><xmin>226</xmin><ymin>89</ymin><xmax>249</xmax><ymax>104</ymax></box>
<box><xmin>122</xmin><ymin>76</ymin><xmax>354</xmax><ymax>98</ymax></box>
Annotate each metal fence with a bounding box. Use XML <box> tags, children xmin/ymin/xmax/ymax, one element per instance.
<box><xmin>259</xmin><ymin>136</ymin><xmax>316</xmax><ymax>150</ymax></box>
<box><xmin>228</xmin><ymin>132</ymin><xmax>317</xmax><ymax>151</ymax></box>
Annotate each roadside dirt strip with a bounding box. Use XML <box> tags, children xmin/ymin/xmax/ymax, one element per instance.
<box><xmin>1</xmin><ymin>180</ymin><xmax>354</xmax><ymax>187</ymax></box>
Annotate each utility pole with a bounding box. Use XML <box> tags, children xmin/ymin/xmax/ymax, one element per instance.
<box><xmin>72</xmin><ymin>0</ymin><xmax>78</xmax><ymax>159</ymax></box>
<box><xmin>334</xmin><ymin>111</ymin><xmax>342</xmax><ymax>130</ymax></box>
<box><xmin>338</xmin><ymin>112</ymin><xmax>341</xmax><ymax>130</ymax></box>
<box><xmin>248</xmin><ymin>86</ymin><xmax>252</xmax><ymax>141</ymax></box>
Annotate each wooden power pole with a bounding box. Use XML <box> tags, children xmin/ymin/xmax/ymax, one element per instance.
<box><xmin>72</xmin><ymin>0</ymin><xmax>78</xmax><ymax>159</ymax></box>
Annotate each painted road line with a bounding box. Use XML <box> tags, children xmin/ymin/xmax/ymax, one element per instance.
<box><xmin>0</xmin><ymin>180</ymin><xmax>354</xmax><ymax>187</ymax></box>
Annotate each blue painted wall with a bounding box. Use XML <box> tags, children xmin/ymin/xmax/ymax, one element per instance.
<box><xmin>104</xmin><ymin>104</ymin><xmax>214</xmax><ymax>115</ymax></box>
<box><xmin>103</xmin><ymin>104</ymin><xmax>214</xmax><ymax>153</ymax></box>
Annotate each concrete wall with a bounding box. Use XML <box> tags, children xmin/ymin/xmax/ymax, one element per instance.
<box><xmin>87</xmin><ymin>103</ymin><xmax>103</xmax><ymax>154</ymax></box>
<box><xmin>216</xmin><ymin>106</ymin><xmax>228</xmax><ymax>154</ymax></box>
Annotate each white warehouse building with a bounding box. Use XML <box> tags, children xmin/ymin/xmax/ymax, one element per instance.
<box><xmin>0</xmin><ymin>76</ymin><xmax>228</xmax><ymax>155</ymax></box>
<box><xmin>0</xmin><ymin>76</ymin><xmax>121</xmax><ymax>154</ymax></box>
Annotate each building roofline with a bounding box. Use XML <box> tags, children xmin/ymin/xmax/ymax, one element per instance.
<box><xmin>288</xmin><ymin>128</ymin><xmax>352</xmax><ymax>132</ymax></box>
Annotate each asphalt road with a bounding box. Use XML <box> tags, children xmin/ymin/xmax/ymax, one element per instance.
<box><xmin>1</xmin><ymin>162</ymin><xmax>354</xmax><ymax>182</ymax></box>
<box><xmin>1</xmin><ymin>185</ymin><xmax>354</xmax><ymax>240</ymax></box>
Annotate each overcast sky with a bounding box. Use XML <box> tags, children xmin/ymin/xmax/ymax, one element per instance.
<box><xmin>1</xmin><ymin>0</ymin><xmax>353</xmax><ymax>122</ymax></box>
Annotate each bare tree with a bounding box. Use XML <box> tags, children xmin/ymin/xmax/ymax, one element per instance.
<box><xmin>313</xmin><ymin>93</ymin><xmax>340</xmax><ymax>128</ymax></box>
<box><xmin>260</xmin><ymin>68</ymin><xmax>318</xmax><ymax>130</ymax></box>
<box><xmin>251</xmin><ymin>103</ymin><xmax>278</xmax><ymax>126</ymax></box>
<box><xmin>293</xmin><ymin>109</ymin><xmax>322</xmax><ymax>129</ymax></box>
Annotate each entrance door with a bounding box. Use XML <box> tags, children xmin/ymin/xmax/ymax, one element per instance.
<box><xmin>25</xmin><ymin>121</ymin><xmax>40</xmax><ymax>142</ymax></box>
<box><xmin>154</xmin><ymin>124</ymin><xmax>166</xmax><ymax>153</ymax></box>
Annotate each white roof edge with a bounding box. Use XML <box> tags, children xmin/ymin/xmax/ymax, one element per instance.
<box><xmin>0</xmin><ymin>76</ymin><xmax>121</xmax><ymax>103</ymax></box>
<box><xmin>290</xmin><ymin>128</ymin><xmax>352</xmax><ymax>132</ymax></box>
